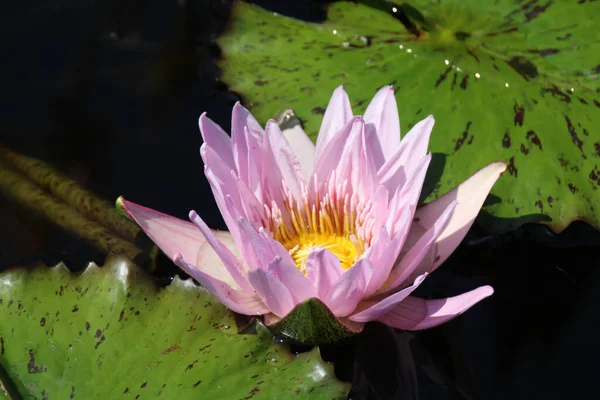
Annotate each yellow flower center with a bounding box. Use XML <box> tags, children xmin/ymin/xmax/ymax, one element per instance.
<box><xmin>269</xmin><ymin>183</ymin><xmax>372</xmax><ymax>273</ymax></box>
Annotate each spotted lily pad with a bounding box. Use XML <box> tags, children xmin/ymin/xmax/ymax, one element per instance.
<box><xmin>0</xmin><ymin>255</ymin><xmax>349</xmax><ymax>399</ymax></box>
<box><xmin>218</xmin><ymin>0</ymin><xmax>600</xmax><ymax>233</ymax></box>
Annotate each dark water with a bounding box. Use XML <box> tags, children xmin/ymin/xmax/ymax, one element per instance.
<box><xmin>1</xmin><ymin>1</ymin><xmax>599</xmax><ymax>399</ymax></box>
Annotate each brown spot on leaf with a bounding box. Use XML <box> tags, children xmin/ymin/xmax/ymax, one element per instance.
<box><xmin>311</xmin><ymin>107</ymin><xmax>325</xmax><ymax>115</ymax></box>
<box><xmin>72</xmin><ymin>305</ymin><xmax>79</xmax><ymax>313</ymax></box>
<box><xmin>434</xmin><ymin>65</ymin><xmax>453</xmax><ymax>88</ymax></box>
<box><xmin>590</xmin><ymin>168</ymin><xmax>600</xmax><ymax>186</ymax></box>
<box><xmin>95</xmin><ymin>335</ymin><xmax>105</xmax><ymax>349</ymax></box>
<box><xmin>119</xmin><ymin>309</ymin><xmax>125</xmax><ymax>322</ymax></box>
<box><xmin>194</xmin><ymin>381</ymin><xmax>202</xmax><ymax>388</ymax></box>
<box><xmin>85</xmin><ymin>321</ymin><xmax>90</xmax><ymax>331</ymax></box>
<box><xmin>254</xmin><ymin>80</ymin><xmax>268</xmax><ymax>86</ymax></box>
<box><xmin>594</xmin><ymin>141</ymin><xmax>600</xmax><ymax>156</ymax></box>
<box><xmin>525</xmin><ymin>1</ymin><xmax>552</xmax><ymax>21</ymax></box>
<box><xmin>123</xmin><ymin>388</ymin><xmax>129</xmax><ymax>394</ymax></box>
<box><xmin>28</xmin><ymin>349</ymin><xmax>45</xmax><ymax>374</ymax></box>
<box><xmin>467</xmin><ymin>48</ymin><xmax>480</xmax><ymax>63</ymax></box>
<box><xmin>451</xmin><ymin>72</ymin><xmax>457</xmax><ymax>90</ymax></box>
<box><xmin>186</xmin><ymin>360</ymin><xmax>199</xmax><ymax>371</ymax></box>
<box><xmin>568</xmin><ymin>183</ymin><xmax>579</xmax><ymax>193</ymax></box>
<box><xmin>547</xmin><ymin>196</ymin><xmax>554</xmax><ymax>207</ymax></box>
<box><xmin>507</xmin><ymin>56</ymin><xmax>538</xmax><ymax>80</ymax></box>
<box><xmin>40</xmin><ymin>317</ymin><xmax>46</xmax><ymax>327</ymax></box>
<box><xmin>507</xmin><ymin>156</ymin><xmax>518</xmax><ymax>177</ymax></box>
<box><xmin>162</xmin><ymin>344</ymin><xmax>181</xmax><ymax>355</ymax></box>
<box><xmin>535</xmin><ymin>200</ymin><xmax>544</xmax><ymax>212</ymax></box>
<box><xmin>526</xmin><ymin>130</ymin><xmax>542</xmax><ymax>150</ymax></box>
<box><xmin>141</xmin><ymin>381</ymin><xmax>147</xmax><ymax>389</ymax></box>
<box><xmin>514</xmin><ymin>103</ymin><xmax>525</xmax><ymax>126</ymax></box>
<box><xmin>454</xmin><ymin>122</ymin><xmax>473</xmax><ymax>151</ymax></box>
<box><xmin>538</xmin><ymin>48</ymin><xmax>559</xmax><ymax>56</ymax></box>
<box><xmin>460</xmin><ymin>75</ymin><xmax>469</xmax><ymax>90</ymax></box>
<box><xmin>564</xmin><ymin>115</ymin><xmax>585</xmax><ymax>157</ymax></box>
<box><xmin>541</xmin><ymin>85</ymin><xmax>571</xmax><ymax>103</ymax></box>
<box><xmin>503</xmin><ymin>131</ymin><xmax>511</xmax><ymax>148</ymax></box>
<box><xmin>520</xmin><ymin>144</ymin><xmax>530</xmax><ymax>155</ymax></box>
<box><xmin>95</xmin><ymin>329</ymin><xmax>102</xmax><ymax>338</ymax></box>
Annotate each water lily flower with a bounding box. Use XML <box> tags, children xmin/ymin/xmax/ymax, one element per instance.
<box><xmin>119</xmin><ymin>86</ymin><xmax>505</xmax><ymax>344</ymax></box>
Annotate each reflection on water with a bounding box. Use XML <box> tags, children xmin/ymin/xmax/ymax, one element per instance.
<box><xmin>1</xmin><ymin>1</ymin><xmax>599</xmax><ymax>399</ymax></box>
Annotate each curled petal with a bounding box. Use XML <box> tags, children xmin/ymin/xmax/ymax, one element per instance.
<box><xmin>304</xmin><ymin>248</ymin><xmax>344</xmax><ymax>300</ymax></box>
<box><xmin>378</xmin><ymin>115</ymin><xmax>434</xmax><ymax>194</ymax></box>
<box><xmin>266</xmin><ymin>256</ymin><xmax>317</xmax><ymax>304</ymax></box>
<box><xmin>324</xmin><ymin>259</ymin><xmax>373</xmax><ymax>317</ymax></box>
<box><xmin>189</xmin><ymin>210</ymin><xmax>251</xmax><ymax>292</ymax></box>
<box><xmin>378</xmin><ymin>286</ymin><xmax>494</xmax><ymax>330</ymax></box>
<box><xmin>231</xmin><ymin>102</ymin><xmax>264</xmax><ymax>188</ymax></box>
<box><xmin>119</xmin><ymin>197</ymin><xmax>209</xmax><ymax>264</ymax></box>
<box><xmin>175</xmin><ymin>254</ymin><xmax>269</xmax><ymax>316</ymax></box>
<box><xmin>198</xmin><ymin>113</ymin><xmax>234</xmax><ymax>169</ymax></box>
<box><xmin>384</xmin><ymin>200</ymin><xmax>457</xmax><ymax>292</ymax></box>
<box><xmin>313</xmin><ymin>115</ymin><xmax>362</xmax><ymax>182</ymax></box>
<box><xmin>409</xmin><ymin>162</ymin><xmax>507</xmax><ymax>278</ymax></box>
<box><xmin>350</xmin><ymin>274</ymin><xmax>427</xmax><ymax>323</ymax></box>
<box><xmin>247</xmin><ymin>268</ymin><xmax>295</xmax><ymax>317</ymax></box>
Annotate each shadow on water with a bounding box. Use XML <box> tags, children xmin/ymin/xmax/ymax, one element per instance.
<box><xmin>1</xmin><ymin>1</ymin><xmax>600</xmax><ymax>400</ymax></box>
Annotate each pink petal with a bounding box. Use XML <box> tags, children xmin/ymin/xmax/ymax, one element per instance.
<box><xmin>200</xmin><ymin>144</ymin><xmax>244</xmax><ymax>235</ymax></box>
<box><xmin>247</xmin><ymin>268</ymin><xmax>295</xmax><ymax>317</ymax></box>
<box><xmin>315</xmin><ymin>85</ymin><xmax>353</xmax><ymax>157</ymax></box>
<box><xmin>363</xmin><ymin>210</ymin><xmax>410</xmax><ymax>297</ymax></box>
<box><xmin>119</xmin><ymin>197</ymin><xmax>211</xmax><ymax>265</ymax></box>
<box><xmin>377</xmin><ymin>286</ymin><xmax>494</xmax><ymax>330</ymax></box>
<box><xmin>266</xmin><ymin>120</ymin><xmax>305</xmax><ymax>200</ymax></box>
<box><xmin>281</xmin><ymin>121</ymin><xmax>316</xmax><ymax>181</ymax></box>
<box><xmin>198</xmin><ymin>112</ymin><xmax>234</xmax><ymax>169</ymax></box>
<box><xmin>189</xmin><ymin>210</ymin><xmax>251</xmax><ymax>292</ymax></box>
<box><xmin>335</xmin><ymin>116</ymin><xmax>377</xmax><ymax>197</ymax></box>
<box><xmin>349</xmin><ymin>274</ymin><xmax>427</xmax><ymax>323</ymax></box>
<box><xmin>174</xmin><ymin>254</ymin><xmax>269</xmax><ymax>315</ymax></box>
<box><xmin>313</xmin><ymin>115</ymin><xmax>361</xmax><ymax>182</ymax></box>
<box><xmin>384</xmin><ymin>200</ymin><xmax>457</xmax><ymax>292</ymax></box>
<box><xmin>378</xmin><ymin>115</ymin><xmax>434</xmax><ymax>195</ymax></box>
<box><xmin>363</xmin><ymin>85</ymin><xmax>401</xmax><ymax>164</ymax></box>
<box><xmin>203</xmin><ymin>167</ymin><xmax>242</xmax><ymax>243</ymax></box>
<box><xmin>231</xmin><ymin>102</ymin><xmax>264</xmax><ymax>187</ymax></box>
<box><xmin>324</xmin><ymin>258</ymin><xmax>373</xmax><ymax>317</ymax></box>
<box><xmin>265</xmin><ymin>256</ymin><xmax>317</xmax><ymax>304</ymax></box>
<box><xmin>385</xmin><ymin>153</ymin><xmax>431</xmax><ymax>237</ymax></box>
<box><xmin>304</xmin><ymin>248</ymin><xmax>344</xmax><ymax>300</ymax></box>
<box><xmin>410</xmin><ymin>162</ymin><xmax>507</xmax><ymax>277</ymax></box>
<box><xmin>235</xmin><ymin>216</ymin><xmax>279</xmax><ymax>270</ymax></box>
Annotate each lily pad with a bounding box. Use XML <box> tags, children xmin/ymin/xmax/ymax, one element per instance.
<box><xmin>218</xmin><ymin>0</ymin><xmax>600</xmax><ymax>233</ymax></box>
<box><xmin>0</xmin><ymin>255</ymin><xmax>349</xmax><ymax>399</ymax></box>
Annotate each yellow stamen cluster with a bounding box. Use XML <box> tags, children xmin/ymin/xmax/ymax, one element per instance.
<box><xmin>266</xmin><ymin>181</ymin><xmax>373</xmax><ymax>273</ymax></box>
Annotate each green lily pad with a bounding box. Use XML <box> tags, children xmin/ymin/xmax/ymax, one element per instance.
<box><xmin>218</xmin><ymin>0</ymin><xmax>600</xmax><ymax>233</ymax></box>
<box><xmin>0</xmin><ymin>255</ymin><xmax>349</xmax><ymax>399</ymax></box>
